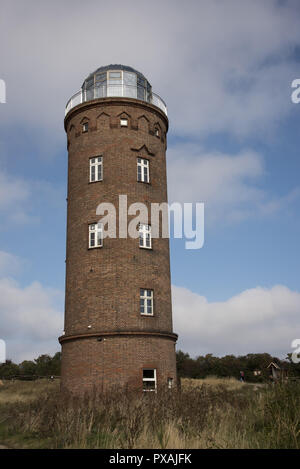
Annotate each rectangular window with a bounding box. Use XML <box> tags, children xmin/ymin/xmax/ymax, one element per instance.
<box><xmin>95</xmin><ymin>72</ymin><xmax>106</xmax><ymax>84</ymax></box>
<box><xmin>89</xmin><ymin>223</ymin><xmax>103</xmax><ymax>248</ymax></box>
<box><xmin>168</xmin><ymin>377</ymin><xmax>174</xmax><ymax>389</ymax></box>
<box><xmin>109</xmin><ymin>71</ymin><xmax>121</xmax><ymax>79</ymax></box>
<box><xmin>89</xmin><ymin>156</ymin><xmax>103</xmax><ymax>182</ymax></box>
<box><xmin>139</xmin><ymin>223</ymin><xmax>152</xmax><ymax>249</ymax></box>
<box><xmin>143</xmin><ymin>369</ymin><xmax>157</xmax><ymax>391</ymax></box>
<box><xmin>120</xmin><ymin>118</ymin><xmax>128</xmax><ymax>127</ymax></box>
<box><xmin>108</xmin><ymin>71</ymin><xmax>122</xmax><ymax>95</ymax></box>
<box><xmin>140</xmin><ymin>288</ymin><xmax>153</xmax><ymax>315</ymax></box>
<box><xmin>137</xmin><ymin>158</ymin><xmax>149</xmax><ymax>183</ymax></box>
<box><xmin>82</xmin><ymin>122</ymin><xmax>88</xmax><ymax>133</ymax></box>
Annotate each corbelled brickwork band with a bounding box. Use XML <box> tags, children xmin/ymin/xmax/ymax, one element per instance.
<box><xmin>60</xmin><ymin>94</ymin><xmax>177</xmax><ymax>394</ymax></box>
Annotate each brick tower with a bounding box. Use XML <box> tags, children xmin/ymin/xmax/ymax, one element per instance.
<box><xmin>59</xmin><ymin>65</ymin><xmax>177</xmax><ymax>394</ymax></box>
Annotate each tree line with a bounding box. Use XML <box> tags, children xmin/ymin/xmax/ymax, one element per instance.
<box><xmin>176</xmin><ymin>350</ymin><xmax>300</xmax><ymax>382</ymax></box>
<box><xmin>0</xmin><ymin>350</ymin><xmax>299</xmax><ymax>381</ymax></box>
<box><xmin>0</xmin><ymin>352</ymin><xmax>61</xmax><ymax>379</ymax></box>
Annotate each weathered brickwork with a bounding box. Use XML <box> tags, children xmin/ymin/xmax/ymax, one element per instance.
<box><xmin>61</xmin><ymin>335</ymin><xmax>177</xmax><ymax>394</ymax></box>
<box><xmin>60</xmin><ymin>96</ymin><xmax>177</xmax><ymax>394</ymax></box>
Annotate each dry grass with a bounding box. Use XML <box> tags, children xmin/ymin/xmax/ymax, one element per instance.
<box><xmin>0</xmin><ymin>379</ymin><xmax>60</xmax><ymax>404</ymax></box>
<box><xmin>181</xmin><ymin>376</ymin><xmax>247</xmax><ymax>391</ymax></box>
<box><xmin>0</xmin><ymin>378</ymin><xmax>299</xmax><ymax>449</ymax></box>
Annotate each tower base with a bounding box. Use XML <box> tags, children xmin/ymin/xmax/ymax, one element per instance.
<box><xmin>59</xmin><ymin>332</ymin><xmax>177</xmax><ymax>394</ymax></box>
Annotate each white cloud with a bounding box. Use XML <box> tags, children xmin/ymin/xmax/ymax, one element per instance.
<box><xmin>0</xmin><ymin>170</ymin><xmax>37</xmax><ymax>230</ymax></box>
<box><xmin>0</xmin><ymin>0</ymin><xmax>300</xmax><ymax>139</ymax></box>
<box><xmin>0</xmin><ymin>250</ymin><xmax>23</xmax><ymax>277</ymax></box>
<box><xmin>0</xmin><ymin>251</ymin><xmax>63</xmax><ymax>362</ymax></box>
<box><xmin>172</xmin><ymin>284</ymin><xmax>300</xmax><ymax>358</ymax></box>
<box><xmin>0</xmin><ymin>170</ymin><xmax>30</xmax><ymax>210</ymax></box>
<box><xmin>0</xmin><ymin>168</ymin><xmax>65</xmax><ymax>227</ymax></box>
<box><xmin>0</xmin><ymin>169</ymin><xmax>41</xmax><ymax>225</ymax></box>
<box><xmin>167</xmin><ymin>143</ymin><xmax>300</xmax><ymax>225</ymax></box>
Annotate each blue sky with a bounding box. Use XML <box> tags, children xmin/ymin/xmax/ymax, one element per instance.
<box><xmin>0</xmin><ymin>0</ymin><xmax>299</xmax><ymax>362</ymax></box>
<box><xmin>170</xmin><ymin>112</ymin><xmax>300</xmax><ymax>299</ymax></box>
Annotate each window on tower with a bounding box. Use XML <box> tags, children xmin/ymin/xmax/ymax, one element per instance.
<box><xmin>120</xmin><ymin>118</ymin><xmax>128</xmax><ymax>127</ymax></box>
<box><xmin>140</xmin><ymin>288</ymin><xmax>153</xmax><ymax>315</ymax></box>
<box><xmin>88</xmin><ymin>223</ymin><xmax>103</xmax><ymax>249</ymax></box>
<box><xmin>143</xmin><ymin>369</ymin><xmax>157</xmax><ymax>391</ymax></box>
<box><xmin>82</xmin><ymin>122</ymin><xmax>89</xmax><ymax>133</ymax></box>
<box><xmin>168</xmin><ymin>377</ymin><xmax>174</xmax><ymax>389</ymax></box>
<box><xmin>89</xmin><ymin>156</ymin><xmax>103</xmax><ymax>182</ymax></box>
<box><xmin>139</xmin><ymin>223</ymin><xmax>152</xmax><ymax>249</ymax></box>
<box><xmin>109</xmin><ymin>71</ymin><xmax>121</xmax><ymax>80</ymax></box>
<box><xmin>137</xmin><ymin>157</ymin><xmax>149</xmax><ymax>183</ymax></box>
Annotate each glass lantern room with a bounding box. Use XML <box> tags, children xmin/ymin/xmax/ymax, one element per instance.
<box><xmin>65</xmin><ymin>64</ymin><xmax>167</xmax><ymax>116</ymax></box>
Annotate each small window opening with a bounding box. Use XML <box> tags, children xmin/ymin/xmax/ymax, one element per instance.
<box><xmin>89</xmin><ymin>222</ymin><xmax>103</xmax><ymax>248</ymax></box>
<box><xmin>168</xmin><ymin>377</ymin><xmax>174</xmax><ymax>389</ymax></box>
<box><xmin>140</xmin><ymin>289</ymin><xmax>154</xmax><ymax>315</ymax></box>
<box><xmin>143</xmin><ymin>369</ymin><xmax>157</xmax><ymax>391</ymax></box>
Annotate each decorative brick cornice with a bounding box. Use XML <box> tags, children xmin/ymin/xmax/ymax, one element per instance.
<box><xmin>59</xmin><ymin>330</ymin><xmax>178</xmax><ymax>344</ymax></box>
<box><xmin>131</xmin><ymin>144</ymin><xmax>155</xmax><ymax>156</ymax></box>
<box><xmin>64</xmin><ymin>97</ymin><xmax>169</xmax><ymax>132</ymax></box>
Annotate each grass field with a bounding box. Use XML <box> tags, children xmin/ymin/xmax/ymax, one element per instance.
<box><xmin>181</xmin><ymin>376</ymin><xmax>254</xmax><ymax>390</ymax></box>
<box><xmin>0</xmin><ymin>377</ymin><xmax>299</xmax><ymax>449</ymax></box>
<box><xmin>0</xmin><ymin>379</ymin><xmax>60</xmax><ymax>404</ymax></box>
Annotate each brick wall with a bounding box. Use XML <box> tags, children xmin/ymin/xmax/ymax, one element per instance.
<box><xmin>60</xmin><ymin>97</ymin><xmax>177</xmax><ymax>393</ymax></box>
<box><xmin>61</xmin><ymin>335</ymin><xmax>177</xmax><ymax>394</ymax></box>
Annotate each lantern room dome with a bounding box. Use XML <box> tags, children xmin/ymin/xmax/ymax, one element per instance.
<box><xmin>65</xmin><ymin>64</ymin><xmax>167</xmax><ymax>117</ymax></box>
<box><xmin>82</xmin><ymin>64</ymin><xmax>149</xmax><ymax>88</ymax></box>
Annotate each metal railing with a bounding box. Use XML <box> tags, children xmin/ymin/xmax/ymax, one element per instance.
<box><xmin>65</xmin><ymin>84</ymin><xmax>167</xmax><ymax>117</ymax></box>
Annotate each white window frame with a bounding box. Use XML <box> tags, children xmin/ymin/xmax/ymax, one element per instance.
<box><xmin>139</xmin><ymin>223</ymin><xmax>152</xmax><ymax>249</ymax></box>
<box><xmin>143</xmin><ymin>368</ymin><xmax>157</xmax><ymax>392</ymax></box>
<box><xmin>137</xmin><ymin>157</ymin><xmax>149</xmax><ymax>183</ymax></box>
<box><xmin>140</xmin><ymin>289</ymin><xmax>154</xmax><ymax>316</ymax></box>
<box><xmin>120</xmin><ymin>118</ymin><xmax>128</xmax><ymax>127</ymax></box>
<box><xmin>82</xmin><ymin>122</ymin><xmax>88</xmax><ymax>132</ymax></box>
<box><xmin>88</xmin><ymin>222</ymin><xmax>103</xmax><ymax>249</ymax></box>
<box><xmin>168</xmin><ymin>377</ymin><xmax>174</xmax><ymax>389</ymax></box>
<box><xmin>108</xmin><ymin>71</ymin><xmax>122</xmax><ymax>80</ymax></box>
<box><xmin>108</xmin><ymin>70</ymin><xmax>122</xmax><ymax>96</ymax></box>
<box><xmin>89</xmin><ymin>156</ymin><xmax>103</xmax><ymax>182</ymax></box>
